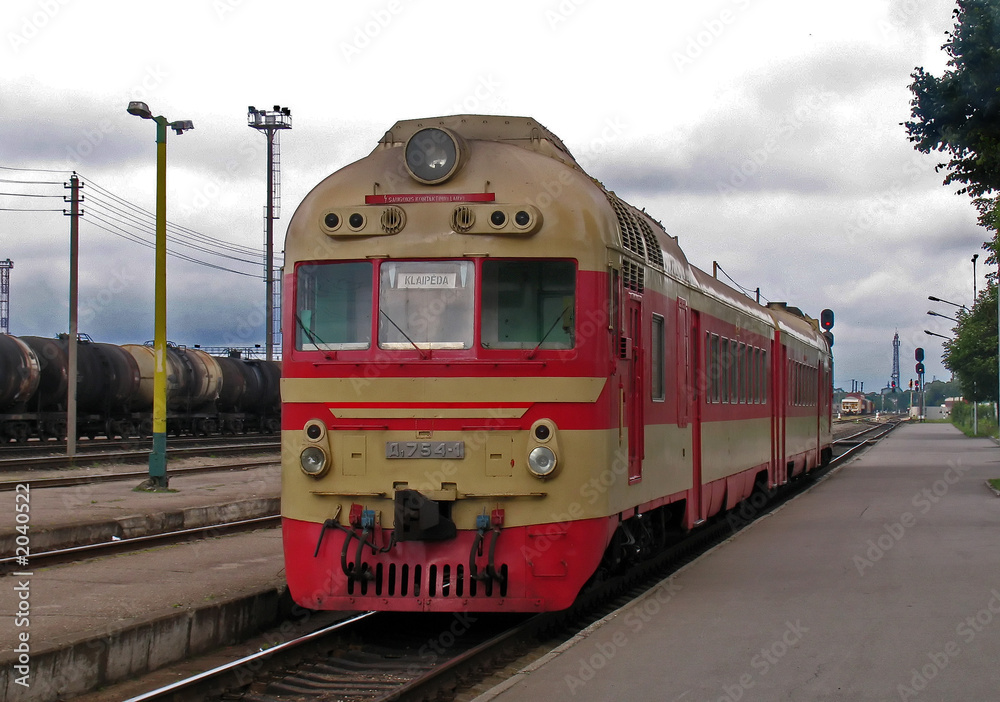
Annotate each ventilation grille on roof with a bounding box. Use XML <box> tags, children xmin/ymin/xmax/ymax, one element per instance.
<box><xmin>634</xmin><ymin>213</ymin><xmax>664</xmax><ymax>268</ymax></box>
<box><xmin>623</xmin><ymin>259</ymin><xmax>644</xmax><ymax>293</ymax></box>
<box><xmin>608</xmin><ymin>195</ymin><xmax>646</xmax><ymax>260</ymax></box>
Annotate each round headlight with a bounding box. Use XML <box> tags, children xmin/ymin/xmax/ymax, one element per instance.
<box><xmin>528</xmin><ymin>446</ymin><xmax>557</xmax><ymax>477</ymax></box>
<box><xmin>404</xmin><ymin>127</ymin><xmax>463</xmax><ymax>184</ymax></box>
<box><xmin>300</xmin><ymin>446</ymin><xmax>328</xmax><ymax>477</ymax></box>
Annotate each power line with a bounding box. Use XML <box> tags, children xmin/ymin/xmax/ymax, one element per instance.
<box><xmin>0</xmin><ymin>191</ymin><xmax>64</xmax><ymax>197</ymax></box>
<box><xmin>0</xmin><ymin>165</ymin><xmax>71</xmax><ymax>174</ymax></box>
<box><xmin>1</xmin><ymin>165</ymin><xmax>277</xmax><ymax>276</ymax></box>
<box><xmin>0</xmin><ymin>207</ymin><xmax>66</xmax><ymax>212</ymax></box>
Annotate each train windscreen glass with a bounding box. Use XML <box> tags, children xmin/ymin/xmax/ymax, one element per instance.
<box><xmin>295</xmin><ymin>262</ymin><xmax>372</xmax><ymax>350</ymax></box>
<box><xmin>481</xmin><ymin>260</ymin><xmax>575</xmax><ymax>349</ymax></box>
<box><xmin>378</xmin><ymin>261</ymin><xmax>474</xmax><ymax>349</ymax></box>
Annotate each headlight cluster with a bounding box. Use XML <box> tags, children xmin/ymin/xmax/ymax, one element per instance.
<box><xmin>526</xmin><ymin>419</ymin><xmax>560</xmax><ymax>479</ymax></box>
<box><xmin>299</xmin><ymin>420</ymin><xmax>330</xmax><ymax>478</ymax></box>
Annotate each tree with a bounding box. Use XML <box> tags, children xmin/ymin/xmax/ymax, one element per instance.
<box><xmin>905</xmin><ymin>0</ymin><xmax>1000</xmax><ymax>270</ymax></box>
<box><xmin>905</xmin><ymin>0</ymin><xmax>1000</xmax><ymax>200</ymax></box>
<box><xmin>943</xmin><ymin>284</ymin><xmax>998</xmax><ymax>402</ymax></box>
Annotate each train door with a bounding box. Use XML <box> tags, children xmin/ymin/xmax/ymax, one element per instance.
<box><xmin>686</xmin><ymin>306</ymin><xmax>703</xmax><ymax>529</ymax></box>
<box><xmin>625</xmin><ymin>294</ymin><xmax>644</xmax><ymax>484</ymax></box>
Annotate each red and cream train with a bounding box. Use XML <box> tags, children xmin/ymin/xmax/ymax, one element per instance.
<box><xmin>280</xmin><ymin>115</ymin><xmax>833</xmax><ymax>612</ymax></box>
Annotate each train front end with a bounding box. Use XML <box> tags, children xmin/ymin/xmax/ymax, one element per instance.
<box><xmin>281</xmin><ymin>116</ymin><xmax>618</xmax><ymax>612</ymax></box>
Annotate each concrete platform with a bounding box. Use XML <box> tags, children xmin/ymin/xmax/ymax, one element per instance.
<box><xmin>0</xmin><ymin>457</ymin><xmax>285</xmax><ymax>702</ymax></box>
<box><xmin>475</xmin><ymin>422</ymin><xmax>1000</xmax><ymax>701</ymax></box>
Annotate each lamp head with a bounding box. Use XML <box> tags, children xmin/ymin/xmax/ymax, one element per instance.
<box><xmin>170</xmin><ymin>120</ymin><xmax>194</xmax><ymax>135</ymax></box>
<box><xmin>127</xmin><ymin>101</ymin><xmax>153</xmax><ymax>119</ymax></box>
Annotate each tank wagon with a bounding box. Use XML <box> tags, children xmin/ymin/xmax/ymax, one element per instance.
<box><xmin>280</xmin><ymin>115</ymin><xmax>833</xmax><ymax>613</ymax></box>
<box><xmin>0</xmin><ymin>334</ymin><xmax>280</xmax><ymax>442</ymax></box>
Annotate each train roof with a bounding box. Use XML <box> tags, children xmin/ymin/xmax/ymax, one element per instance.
<box><xmin>377</xmin><ymin>115</ymin><xmax>582</xmax><ymax>171</ymax></box>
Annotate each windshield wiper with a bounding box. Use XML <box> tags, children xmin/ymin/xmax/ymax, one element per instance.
<box><xmin>379</xmin><ymin>310</ymin><xmax>429</xmax><ymax>359</ymax></box>
<box><xmin>295</xmin><ymin>313</ymin><xmax>334</xmax><ymax>359</ymax></box>
<box><xmin>526</xmin><ymin>305</ymin><xmax>570</xmax><ymax>359</ymax></box>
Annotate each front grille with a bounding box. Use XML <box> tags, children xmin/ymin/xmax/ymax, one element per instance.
<box><xmin>345</xmin><ymin>561</ymin><xmax>509</xmax><ymax>598</ymax></box>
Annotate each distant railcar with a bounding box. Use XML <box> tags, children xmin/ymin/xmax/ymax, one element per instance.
<box><xmin>841</xmin><ymin>393</ymin><xmax>874</xmax><ymax>416</ymax></box>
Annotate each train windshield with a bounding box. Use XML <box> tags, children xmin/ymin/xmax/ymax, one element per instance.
<box><xmin>481</xmin><ymin>260</ymin><xmax>575</xmax><ymax>349</ymax></box>
<box><xmin>295</xmin><ymin>262</ymin><xmax>373</xmax><ymax>350</ymax></box>
<box><xmin>379</xmin><ymin>261</ymin><xmax>475</xmax><ymax>349</ymax></box>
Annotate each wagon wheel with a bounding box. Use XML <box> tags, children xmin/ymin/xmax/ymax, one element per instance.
<box><xmin>8</xmin><ymin>423</ymin><xmax>29</xmax><ymax>444</ymax></box>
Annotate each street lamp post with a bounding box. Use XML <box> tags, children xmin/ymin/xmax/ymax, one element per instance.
<box><xmin>126</xmin><ymin>101</ymin><xmax>193</xmax><ymax>488</ymax></box>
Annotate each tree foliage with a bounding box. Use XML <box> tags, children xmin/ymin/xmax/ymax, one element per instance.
<box><xmin>943</xmin><ymin>284</ymin><xmax>998</xmax><ymax>402</ymax></box>
<box><xmin>904</xmin><ymin>0</ymin><xmax>1000</xmax><ymax>201</ymax></box>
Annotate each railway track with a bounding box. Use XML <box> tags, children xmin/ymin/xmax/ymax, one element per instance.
<box><xmin>118</xmin><ymin>422</ymin><xmax>898</xmax><ymax>702</ymax></box>
<box><xmin>0</xmin><ymin>456</ymin><xmax>279</xmax><ymax>491</ymax></box>
<box><xmin>0</xmin><ymin>514</ymin><xmax>280</xmax><ymax>574</ymax></box>
<box><xmin>0</xmin><ymin>437</ymin><xmax>279</xmax><ymax>472</ymax></box>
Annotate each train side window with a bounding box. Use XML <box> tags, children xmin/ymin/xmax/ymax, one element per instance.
<box><xmin>762</xmin><ymin>350</ymin><xmax>768</xmax><ymax>403</ymax></box>
<box><xmin>707</xmin><ymin>333</ymin><xmax>720</xmax><ymax>404</ymax></box>
<box><xmin>295</xmin><ymin>261</ymin><xmax>372</xmax><ymax>350</ymax></box>
<box><xmin>651</xmin><ymin>314</ymin><xmax>665</xmax><ymax>401</ymax></box>
<box><xmin>481</xmin><ymin>260</ymin><xmax>575</xmax><ymax>349</ymax></box>
<box><xmin>738</xmin><ymin>343</ymin><xmax>747</xmax><ymax>404</ymax></box>
<box><xmin>732</xmin><ymin>342</ymin><xmax>738</xmax><ymax>404</ymax></box>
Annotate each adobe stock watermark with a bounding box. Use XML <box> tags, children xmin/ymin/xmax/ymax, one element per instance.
<box><xmin>852</xmin><ymin>459</ymin><xmax>972</xmax><ymax>576</ymax></box>
<box><xmin>712</xmin><ymin>619</ymin><xmax>809</xmax><ymax>701</ymax></box>
<box><xmin>7</xmin><ymin>0</ymin><xmax>72</xmax><ymax>54</ymax></box>
<box><xmin>213</xmin><ymin>0</ymin><xmax>249</xmax><ymax>21</ymax></box>
<box><xmin>340</xmin><ymin>1</ymin><xmax>403</xmax><ymax>64</ymax></box>
<box><xmin>716</xmin><ymin>86</ymin><xmax>838</xmax><ymax>199</ymax></box>
<box><xmin>564</xmin><ymin>578</ymin><xmax>682</xmax><ymax>695</ymax></box>
<box><xmin>544</xmin><ymin>0</ymin><xmax>591</xmax><ymax>30</ymax></box>
<box><xmin>64</xmin><ymin>64</ymin><xmax>169</xmax><ymax>169</ymax></box>
<box><xmin>842</xmin><ymin>152</ymin><xmax>936</xmax><ymax>242</ymax></box>
<box><xmin>671</xmin><ymin>0</ymin><xmax>752</xmax><ymax>73</ymax></box>
<box><xmin>894</xmin><ymin>588</ymin><xmax>1000</xmax><ymax>701</ymax></box>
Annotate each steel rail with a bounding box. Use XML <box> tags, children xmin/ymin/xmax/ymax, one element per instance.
<box><xmin>0</xmin><ymin>457</ymin><xmax>279</xmax><ymax>491</ymax></box>
<box><xmin>0</xmin><ymin>514</ymin><xmax>280</xmax><ymax>573</ymax></box>
<box><xmin>121</xmin><ymin>611</ymin><xmax>377</xmax><ymax>702</ymax></box>
<box><xmin>0</xmin><ymin>440</ymin><xmax>279</xmax><ymax>471</ymax></box>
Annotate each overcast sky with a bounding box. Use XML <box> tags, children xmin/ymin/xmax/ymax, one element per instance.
<box><xmin>0</xmin><ymin>0</ymin><xmax>983</xmax><ymax>392</ymax></box>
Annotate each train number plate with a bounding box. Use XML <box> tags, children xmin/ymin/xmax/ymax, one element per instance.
<box><xmin>385</xmin><ymin>441</ymin><xmax>465</xmax><ymax>459</ymax></box>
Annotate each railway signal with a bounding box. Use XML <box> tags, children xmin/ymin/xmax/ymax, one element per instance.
<box><xmin>821</xmin><ymin>309</ymin><xmax>834</xmax><ymax>347</ymax></box>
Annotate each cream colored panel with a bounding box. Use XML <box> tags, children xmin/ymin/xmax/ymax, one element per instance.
<box><xmin>342</xmin><ymin>434</ymin><xmax>367</xmax><ymax>476</ymax></box>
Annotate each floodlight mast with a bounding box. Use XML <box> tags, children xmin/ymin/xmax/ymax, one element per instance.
<box><xmin>248</xmin><ymin>105</ymin><xmax>292</xmax><ymax>361</ymax></box>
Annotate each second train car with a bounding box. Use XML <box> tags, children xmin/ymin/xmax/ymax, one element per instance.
<box><xmin>280</xmin><ymin>115</ymin><xmax>833</xmax><ymax>612</ymax></box>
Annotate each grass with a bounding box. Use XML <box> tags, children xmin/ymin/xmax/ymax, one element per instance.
<box><xmin>989</xmin><ymin>479</ymin><xmax>1000</xmax><ymax>494</ymax></box>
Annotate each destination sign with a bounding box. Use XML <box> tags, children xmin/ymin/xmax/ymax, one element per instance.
<box><xmin>386</xmin><ymin>441</ymin><xmax>465</xmax><ymax>459</ymax></box>
<box><xmin>396</xmin><ymin>273</ymin><xmax>457</xmax><ymax>289</ymax></box>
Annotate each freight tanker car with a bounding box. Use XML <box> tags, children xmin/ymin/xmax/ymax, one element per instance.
<box><xmin>0</xmin><ymin>333</ymin><xmax>280</xmax><ymax>442</ymax></box>
<box><xmin>280</xmin><ymin>115</ymin><xmax>833</xmax><ymax>613</ymax></box>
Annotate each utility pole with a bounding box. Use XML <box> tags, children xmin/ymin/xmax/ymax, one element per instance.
<box><xmin>0</xmin><ymin>259</ymin><xmax>12</xmax><ymax>334</ymax></box>
<box><xmin>248</xmin><ymin>105</ymin><xmax>292</xmax><ymax>362</ymax></box>
<box><xmin>63</xmin><ymin>174</ymin><xmax>83</xmax><ymax>456</ymax></box>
